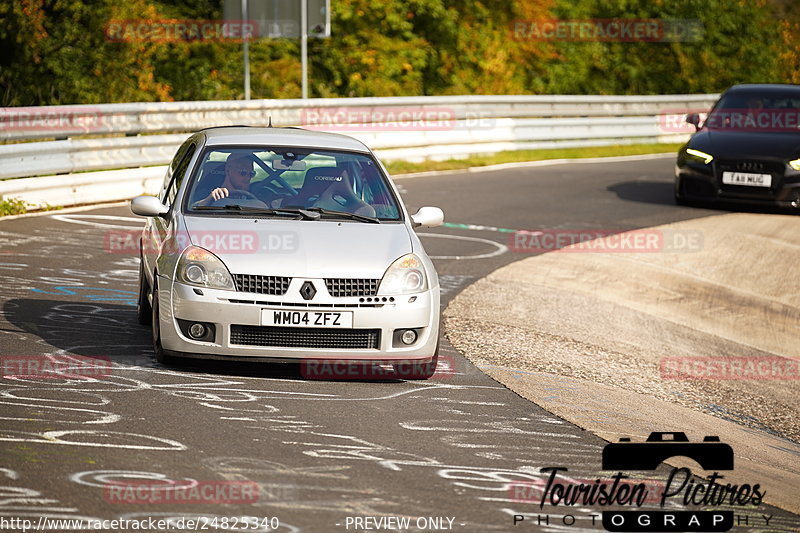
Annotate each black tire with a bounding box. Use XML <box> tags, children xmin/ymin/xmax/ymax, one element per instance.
<box><xmin>136</xmin><ymin>257</ymin><xmax>151</xmax><ymax>325</ymax></box>
<box><xmin>151</xmin><ymin>279</ymin><xmax>173</xmax><ymax>365</ymax></box>
<box><xmin>393</xmin><ymin>342</ymin><xmax>440</xmax><ymax>380</ymax></box>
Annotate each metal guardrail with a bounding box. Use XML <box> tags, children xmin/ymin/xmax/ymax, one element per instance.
<box><xmin>0</xmin><ymin>94</ymin><xmax>718</xmax><ymax>207</ymax></box>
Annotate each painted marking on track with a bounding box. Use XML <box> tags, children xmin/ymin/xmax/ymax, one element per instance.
<box><xmin>70</xmin><ymin>470</ymin><xmax>197</xmax><ymax>489</ymax></box>
<box><xmin>50</xmin><ymin>214</ymin><xmax>144</xmax><ymax>230</ymax></box>
<box><xmin>0</xmin><ymin>467</ymin><xmax>19</xmax><ymax>479</ymax></box>
<box><xmin>444</xmin><ymin>222</ymin><xmax>515</xmax><ymax>233</ymax></box>
<box><xmin>419</xmin><ymin>233</ymin><xmax>507</xmax><ymax>260</ymax></box>
<box><xmin>443</xmin><ymin>221</ymin><xmax>544</xmax><ymax>237</ymax></box>
<box><xmin>0</xmin><ymin>430</ymin><xmax>186</xmax><ymax>450</ymax></box>
<box><xmin>0</xmin><ymin>263</ymin><xmax>28</xmax><ymax>270</ymax></box>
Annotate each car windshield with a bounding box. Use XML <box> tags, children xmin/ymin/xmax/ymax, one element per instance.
<box><xmin>184</xmin><ymin>146</ymin><xmax>402</xmax><ymax>220</ymax></box>
<box><xmin>705</xmin><ymin>91</ymin><xmax>800</xmax><ymax>133</ymax></box>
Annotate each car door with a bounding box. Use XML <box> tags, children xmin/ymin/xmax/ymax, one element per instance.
<box><xmin>142</xmin><ymin>139</ymin><xmax>197</xmax><ymax>283</ymax></box>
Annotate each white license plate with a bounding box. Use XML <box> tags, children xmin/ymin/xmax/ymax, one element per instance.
<box><xmin>261</xmin><ymin>309</ymin><xmax>353</xmax><ymax>328</ymax></box>
<box><xmin>722</xmin><ymin>171</ymin><xmax>772</xmax><ymax>187</ymax></box>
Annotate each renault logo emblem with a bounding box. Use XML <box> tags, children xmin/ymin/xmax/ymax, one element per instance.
<box><xmin>300</xmin><ymin>281</ymin><xmax>317</xmax><ymax>301</ymax></box>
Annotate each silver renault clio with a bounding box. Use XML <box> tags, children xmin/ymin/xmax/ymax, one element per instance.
<box><xmin>130</xmin><ymin>127</ymin><xmax>444</xmax><ymax>379</ymax></box>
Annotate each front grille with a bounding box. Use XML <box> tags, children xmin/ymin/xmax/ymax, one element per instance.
<box><xmin>325</xmin><ymin>278</ymin><xmax>379</xmax><ymax>297</ymax></box>
<box><xmin>226</xmin><ymin>299</ymin><xmax>385</xmax><ymax>308</ymax></box>
<box><xmin>230</xmin><ymin>325</ymin><xmax>380</xmax><ymax>349</ymax></box>
<box><xmin>233</xmin><ymin>274</ymin><xmax>291</xmax><ymax>295</ymax></box>
<box><xmin>717</xmin><ymin>159</ymin><xmax>784</xmax><ymax>175</ymax></box>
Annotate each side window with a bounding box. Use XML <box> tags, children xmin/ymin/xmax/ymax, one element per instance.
<box><xmin>158</xmin><ymin>139</ymin><xmax>194</xmax><ymax>202</ymax></box>
<box><xmin>170</xmin><ymin>139</ymin><xmax>194</xmax><ymax>173</ymax></box>
<box><xmin>164</xmin><ymin>143</ymin><xmax>196</xmax><ymax>209</ymax></box>
<box><xmin>157</xmin><ymin>167</ymin><xmax>172</xmax><ymax>203</ymax></box>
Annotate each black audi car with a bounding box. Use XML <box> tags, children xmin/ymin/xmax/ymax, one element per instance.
<box><xmin>675</xmin><ymin>84</ymin><xmax>800</xmax><ymax>209</ymax></box>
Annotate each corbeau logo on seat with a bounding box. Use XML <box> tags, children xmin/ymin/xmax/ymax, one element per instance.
<box><xmin>314</xmin><ymin>175</ymin><xmax>343</xmax><ymax>181</ymax></box>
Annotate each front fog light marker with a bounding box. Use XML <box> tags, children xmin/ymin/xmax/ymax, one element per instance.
<box><xmin>189</xmin><ymin>323</ymin><xmax>206</xmax><ymax>339</ymax></box>
<box><xmin>401</xmin><ymin>329</ymin><xmax>418</xmax><ymax>345</ymax></box>
<box><xmin>789</xmin><ymin>158</ymin><xmax>800</xmax><ymax>171</ymax></box>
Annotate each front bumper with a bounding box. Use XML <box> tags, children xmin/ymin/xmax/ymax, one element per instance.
<box><xmin>675</xmin><ymin>160</ymin><xmax>800</xmax><ymax>208</ymax></box>
<box><xmin>156</xmin><ymin>278</ymin><xmax>440</xmax><ymax>362</ymax></box>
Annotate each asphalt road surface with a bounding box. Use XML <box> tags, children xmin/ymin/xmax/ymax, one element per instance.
<box><xmin>1</xmin><ymin>156</ymin><xmax>797</xmax><ymax>532</ymax></box>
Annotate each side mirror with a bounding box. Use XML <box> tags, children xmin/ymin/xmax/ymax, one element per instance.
<box><xmin>685</xmin><ymin>113</ymin><xmax>700</xmax><ymax>131</ymax></box>
<box><xmin>131</xmin><ymin>195</ymin><xmax>169</xmax><ymax>217</ymax></box>
<box><xmin>411</xmin><ymin>206</ymin><xmax>444</xmax><ymax>228</ymax></box>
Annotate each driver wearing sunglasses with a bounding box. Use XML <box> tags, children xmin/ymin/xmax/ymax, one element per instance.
<box><xmin>194</xmin><ymin>153</ymin><xmax>258</xmax><ymax>207</ymax></box>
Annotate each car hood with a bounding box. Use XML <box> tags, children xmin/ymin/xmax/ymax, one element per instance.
<box><xmin>181</xmin><ymin>216</ymin><xmax>413</xmax><ymax>278</ymax></box>
<box><xmin>695</xmin><ymin>130</ymin><xmax>800</xmax><ymax>159</ymax></box>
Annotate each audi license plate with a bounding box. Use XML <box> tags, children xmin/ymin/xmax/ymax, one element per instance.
<box><xmin>722</xmin><ymin>171</ymin><xmax>772</xmax><ymax>187</ymax></box>
<box><xmin>261</xmin><ymin>309</ymin><xmax>353</xmax><ymax>328</ymax></box>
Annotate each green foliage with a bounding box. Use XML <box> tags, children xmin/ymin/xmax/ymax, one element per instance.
<box><xmin>0</xmin><ymin>0</ymin><xmax>172</xmax><ymax>105</ymax></box>
<box><xmin>0</xmin><ymin>197</ymin><xmax>29</xmax><ymax>216</ymax></box>
<box><xmin>537</xmin><ymin>0</ymin><xmax>789</xmax><ymax>94</ymax></box>
<box><xmin>0</xmin><ymin>0</ymin><xmax>795</xmax><ymax>105</ymax></box>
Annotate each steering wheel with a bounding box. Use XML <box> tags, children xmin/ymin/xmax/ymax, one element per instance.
<box><xmin>250</xmin><ymin>181</ymin><xmax>283</xmax><ymax>198</ymax></box>
<box><xmin>210</xmin><ymin>189</ymin><xmax>269</xmax><ymax>209</ymax></box>
<box><xmin>227</xmin><ymin>189</ymin><xmax>260</xmax><ymax>201</ymax></box>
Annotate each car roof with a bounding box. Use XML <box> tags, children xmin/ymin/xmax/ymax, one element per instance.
<box><xmin>200</xmin><ymin>126</ymin><xmax>371</xmax><ymax>153</ymax></box>
<box><xmin>723</xmin><ymin>84</ymin><xmax>800</xmax><ymax>96</ymax></box>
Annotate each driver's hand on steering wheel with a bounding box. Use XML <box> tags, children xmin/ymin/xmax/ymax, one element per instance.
<box><xmin>195</xmin><ymin>187</ymin><xmax>229</xmax><ymax>206</ymax></box>
<box><xmin>192</xmin><ymin>188</ymin><xmax>229</xmax><ymax>208</ymax></box>
<box><xmin>209</xmin><ymin>187</ymin><xmax>229</xmax><ymax>201</ymax></box>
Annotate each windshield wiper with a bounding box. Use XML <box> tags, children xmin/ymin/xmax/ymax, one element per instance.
<box><xmin>194</xmin><ymin>205</ymin><xmax>320</xmax><ymax>220</ymax></box>
<box><xmin>305</xmin><ymin>207</ymin><xmax>381</xmax><ymax>223</ymax></box>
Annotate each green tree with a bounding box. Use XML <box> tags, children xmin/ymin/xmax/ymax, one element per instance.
<box><xmin>537</xmin><ymin>0</ymin><xmax>787</xmax><ymax>94</ymax></box>
<box><xmin>0</xmin><ymin>0</ymin><xmax>795</xmax><ymax>105</ymax></box>
<box><xmin>0</xmin><ymin>0</ymin><xmax>172</xmax><ymax>105</ymax></box>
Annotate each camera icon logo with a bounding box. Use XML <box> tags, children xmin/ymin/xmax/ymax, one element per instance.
<box><xmin>602</xmin><ymin>432</ymin><xmax>734</xmax><ymax>471</ymax></box>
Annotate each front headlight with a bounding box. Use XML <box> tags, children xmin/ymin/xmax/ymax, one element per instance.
<box><xmin>789</xmin><ymin>158</ymin><xmax>800</xmax><ymax>171</ymax></box>
<box><xmin>177</xmin><ymin>246</ymin><xmax>235</xmax><ymax>290</ymax></box>
<box><xmin>379</xmin><ymin>254</ymin><xmax>428</xmax><ymax>295</ymax></box>
<box><xmin>685</xmin><ymin>148</ymin><xmax>714</xmax><ymax>165</ymax></box>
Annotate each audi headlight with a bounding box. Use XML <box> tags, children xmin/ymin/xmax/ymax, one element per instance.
<box><xmin>177</xmin><ymin>246</ymin><xmax>235</xmax><ymax>290</ymax></box>
<box><xmin>685</xmin><ymin>148</ymin><xmax>714</xmax><ymax>165</ymax></box>
<box><xmin>379</xmin><ymin>254</ymin><xmax>428</xmax><ymax>295</ymax></box>
<box><xmin>789</xmin><ymin>158</ymin><xmax>800</xmax><ymax>171</ymax></box>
